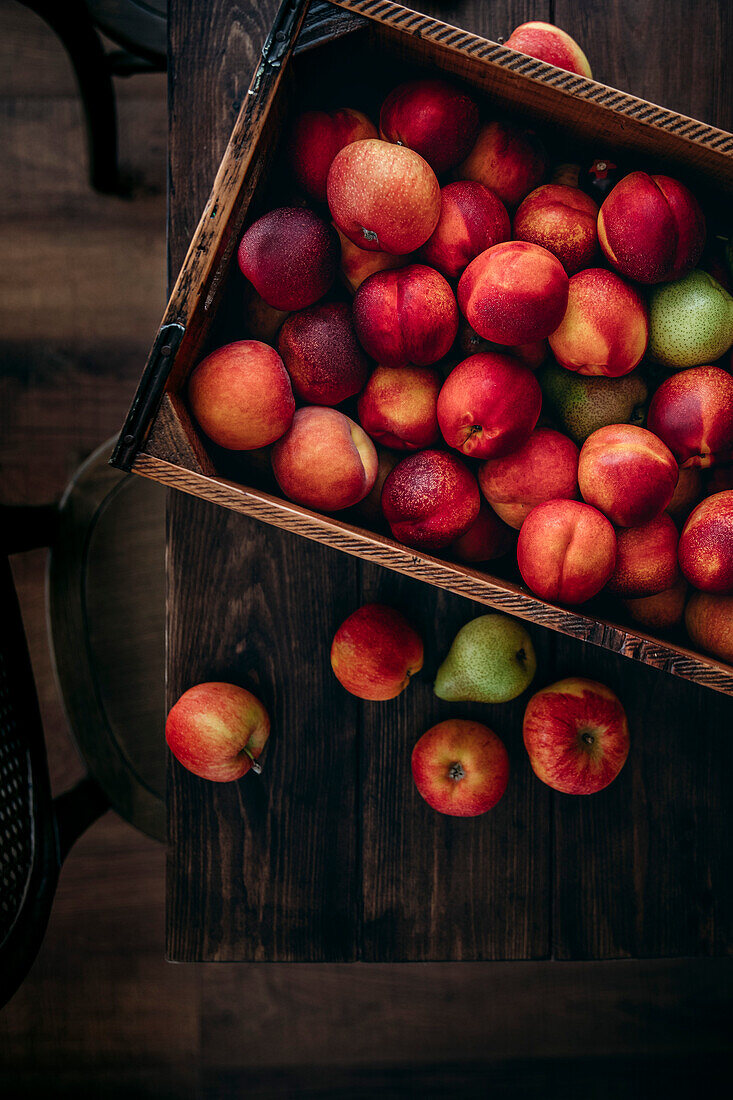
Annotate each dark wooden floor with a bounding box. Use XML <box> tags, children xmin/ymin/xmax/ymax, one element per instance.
<box><xmin>0</xmin><ymin>0</ymin><xmax>731</xmax><ymax>1095</ymax></box>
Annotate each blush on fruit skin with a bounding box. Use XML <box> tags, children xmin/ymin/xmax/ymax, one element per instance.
<box><xmin>678</xmin><ymin>490</ymin><xmax>733</xmax><ymax>594</ymax></box>
<box><xmin>188</xmin><ymin>340</ymin><xmax>295</xmax><ymax>451</ymax></box>
<box><xmin>458</xmin><ymin>241</ymin><xmax>569</xmax><ymax>345</ymax></box>
<box><xmin>458</xmin><ymin>121</ymin><xmax>547</xmax><ymax>210</ymax></box>
<box><xmin>420</xmin><ymin>181</ymin><xmax>511</xmax><ymax>279</ymax></box>
<box><xmin>357</xmin><ymin>365</ymin><xmax>442</xmax><ymax>451</ymax></box>
<box><xmin>685</xmin><ymin>591</ymin><xmax>733</xmax><ymax>664</ymax></box>
<box><xmin>513</xmin><ymin>184</ymin><xmax>599</xmax><ymax>274</ymax></box>
<box><xmin>606</xmin><ymin>513</ymin><xmax>680</xmax><ymax>598</ymax></box>
<box><xmin>578</xmin><ymin>424</ymin><xmax>679</xmax><ymax>528</ymax></box>
<box><xmin>437</xmin><ymin>352</ymin><xmax>542</xmax><ymax>461</ymax></box>
<box><xmin>411</xmin><ymin>719</ymin><xmax>509</xmax><ymax>816</ymax></box>
<box><xmin>381</xmin><ymin>449</ymin><xmax>480</xmax><ymax>550</ymax></box>
<box><xmin>277</xmin><ymin>301</ymin><xmax>370</xmax><ymax>406</ymax></box>
<box><xmin>623</xmin><ymin>576</ymin><xmax>687</xmax><ymax>632</ymax></box>
<box><xmin>478</xmin><ymin>426</ymin><xmax>580</xmax><ymax>529</ymax></box>
<box><xmin>598</xmin><ymin>171</ymin><xmax>706</xmax><ymax>284</ymax></box>
<box><xmin>522</xmin><ymin>678</ymin><xmax>630</xmax><ymax>795</ymax></box>
<box><xmin>327</xmin><ymin>138</ymin><xmax>441</xmax><ymax>255</ymax></box>
<box><xmin>237</xmin><ymin>206</ymin><xmax>339</xmax><ymax>311</ymax></box>
<box><xmin>517</xmin><ymin>499</ymin><xmax>617</xmax><ymax>605</ymax></box>
<box><xmin>646</xmin><ymin>365</ymin><xmax>733</xmax><ymax>469</ymax></box>
<box><xmin>548</xmin><ymin>268</ymin><xmax>648</xmax><ymax>377</ymax></box>
<box><xmin>165</xmin><ymin>682</ymin><xmax>270</xmax><ymax>783</ymax></box>
<box><xmin>330</xmin><ymin>603</ymin><xmax>424</xmax><ymax>701</ymax></box>
<box><xmin>450</xmin><ymin>501</ymin><xmax>516</xmax><ymax>563</ymax></box>
<box><xmin>666</xmin><ymin>466</ymin><xmax>703</xmax><ymax>525</ymax></box>
<box><xmin>335</xmin><ymin>225</ymin><xmax>410</xmax><ymax>293</ymax></box>
<box><xmin>272</xmin><ymin>406</ymin><xmax>378</xmax><ymax>513</ymax></box>
<box><xmin>379</xmin><ymin>78</ymin><xmax>480</xmax><ymax>175</ymax></box>
<box><xmin>504</xmin><ymin>22</ymin><xmax>593</xmax><ymax>77</ymax></box>
<box><xmin>288</xmin><ymin>107</ymin><xmax>377</xmax><ymax>203</ymax></box>
<box><xmin>352</xmin><ymin>264</ymin><xmax>459</xmax><ymax>368</ymax></box>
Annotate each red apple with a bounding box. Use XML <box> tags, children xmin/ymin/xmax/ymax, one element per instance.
<box><xmin>451</xmin><ymin>501</ymin><xmax>516</xmax><ymax>563</ymax></box>
<box><xmin>513</xmin><ymin>184</ymin><xmax>599</xmax><ymax>274</ymax></box>
<box><xmin>352</xmin><ymin>263</ymin><xmax>458</xmax><ymax>367</ymax></box>
<box><xmin>504</xmin><ymin>22</ymin><xmax>593</xmax><ymax>77</ymax></box>
<box><xmin>458</xmin><ymin>241</ymin><xmax>569</xmax><ymax>345</ymax></box>
<box><xmin>237</xmin><ymin>206</ymin><xmax>338</xmax><ymax>310</ymax></box>
<box><xmin>188</xmin><ymin>340</ymin><xmax>294</xmax><ymax>450</ymax></box>
<box><xmin>379</xmin><ymin>78</ymin><xmax>479</xmax><ymax>174</ymax></box>
<box><xmin>411</xmin><ymin>719</ymin><xmax>509</xmax><ymax>816</ymax></box>
<box><xmin>327</xmin><ymin>138</ymin><xmax>441</xmax><ymax>254</ymax></box>
<box><xmin>678</xmin><ymin>490</ymin><xmax>733</xmax><ymax>593</ymax></box>
<box><xmin>277</xmin><ymin>301</ymin><xmax>370</xmax><ymax>406</ymax></box>
<box><xmin>578</xmin><ymin>424</ymin><xmax>678</xmax><ymax>527</ymax></box>
<box><xmin>478</xmin><ymin>426</ymin><xmax>579</xmax><ymax>528</ymax></box>
<box><xmin>548</xmin><ymin>268</ymin><xmax>648</xmax><ymax>377</ymax></box>
<box><xmin>437</xmin><ymin>352</ymin><xmax>542</xmax><ymax>460</ymax></box>
<box><xmin>272</xmin><ymin>406</ymin><xmax>378</xmax><ymax>512</ymax></box>
<box><xmin>381</xmin><ymin>449</ymin><xmax>480</xmax><ymax>550</ymax></box>
<box><xmin>165</xmin><ymin>682</ymin><xmax>270</xmax><ymax>782</ymax></box>
<box><xmin>523</xmin><ymin>678</ymin><xmax>629</xmax><ymax>794</ymax></box>
<box><xmin>517</xmin><ymin>499</ymin><xmax>617</xmax><ymax>605</ymax></box>
<box><xmin>458</xmin><ymin>121</ymin><xmax>547</xmax><ymax>210</ymax></box>
<box><xmin>330</xmin><ymin>603</ymin><xmax>424</xmax><ymax>701</ymax></box>
<box><xmin>420</xmin><ymin>181</ymin><xmax>510</xmax><ymax>278</ymax></box>
<box><xmin>288</xmin><ymin>107</ymin><xmax>378</xmax><ymax>203</ymax></box>
<box><xmin>646</xmin><ymin>365</ymin><xmax>733</xmax><ymax>468</ymax></box>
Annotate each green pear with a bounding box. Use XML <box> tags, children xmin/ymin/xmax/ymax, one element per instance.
<box><xmin>434</xmin><ymin>614</ymin><xmax>536</xmax><ymax>703</ymax></box>
<box><xmin>648</xmin><ymin>270</ymin><xmax>733</xmax><ymax>369</ymax></box>
<box><xmin>538</xmin><ymin>363</ymin><xmax>648</xmax><ymax>444</ymax></box>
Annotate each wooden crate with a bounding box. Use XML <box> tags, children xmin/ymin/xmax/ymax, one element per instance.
<box><xmin>113</xmin><ymin>0</ymin><xmax>733</xmax><ymax>694</ymax></box>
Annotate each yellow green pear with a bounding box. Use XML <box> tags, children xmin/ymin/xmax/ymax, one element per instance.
<box><xmin>434</xmin><ymin>614</ymin><xmax>537</xmax><ymax>703</ymax></box>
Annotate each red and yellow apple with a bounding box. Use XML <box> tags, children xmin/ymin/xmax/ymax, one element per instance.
<box><xmin>357</xmin><ymin>365</ymin><xmax>441</xmax><ymax>450</ymax></box>
<box><xmin>598</xmin><ymin>171</ymin><xmax>706</xmax><ymax>284</ymax></box>
<box><xmin>646</xmin><ymin>365</ymin><xmax>733</xmax><ymax>468</ymax></box>
<box><xmin>513</xmin><ymin>184</ymin><xmax>599</xmax><ymax>274</ymax></box>
<box><xmin>606</xmin><ymin>513</ymin><xmax>680</xmax><ymax>597</ymax></box>
<box><xmin>352</xmin><ymin>263</ymin><xmax>458</xmax><ymax>367</ymax></box>
<box><xmin>277</xmin><ymin>301</ymin><xmax>370</xmax><ymax>405</ymax></box>
<box><xmin>237</xmin><ymin>206</ymin><xmax>338</xmax><ymax>310</ymax></box>
<box><xmin>327</xmin><ymin>138</ymin><xmax>441</xmax><ymax>254</ymax></box>
<box><xmin>330</xmin><ymin>603</ymin><xmax>424</xmax><ymax>700</ymax></box>
<box><xmin>678</xmin><ymin>490</ymin><xmax>733</xmax><ymax>593</ymax></box>
<box><xmin>379</xmin><ymin>78</ymin><xmax>479</xmax><ymax>174</ymax></box>
<box><xmin>548</xmin><ymin>268</ymin><xmax>648</xmax><ymax>377</ymax></box>
<box><xmin>437</xmin><ymin>352</ymin><xmax>542</xmax><ymax>460</ymax></box>
<box><xmin>458</xmin><ymin>241</ymin><xmax>569</xmax><ymax>344</ymax></box>
<box><xmin>411</xmin><ymin>719</ymin><xmax>509</xmax><ymax>816</ymax></box>
<box><xmin>288</xmin><ymin>107</ymin><xmax>377</xmax><ymax>202</ymax></box>
<box><xmin>189</xmin><ymin>340</ymin><xmax>294</xmax><ymax>450</ymax></box>
<box><xmin>523</xmin><ymin>678</ymin><xmax>629</xmax><ymax>794</ymax></box>
<box><xmin>381</xmin><ymin>449</ymin><xmax>480</xmax><ymax>549</ymax></box>
<box><xmin>685</xmin><ymin>591</ymin><xmax>733</xmax><ymax>663</ymax></box>
<box><xmin>504</xmin><ymin>22</ymin><xmax>592</xmax><ymax>77</ymax></box>
<box><xmin>165</xmin><ymin>682</ymin><xmax>270</xmax><ymax>782</ymax></box>
<box><xmin>458</xmin><ymin>121</ymin><xmax>547</xmax><ymax>210</ymax></box>
<box><xmin>478</xmin><ymin>426</ymin><xmax>579</xmax><ymax>528</ymax></box>
<box><xmin>420</xmin><ymin>181</ymin><xmax>510</xmax><ymax>279</ymax></box>
<box><xmin>517</xmin><ymin>499</ymin><xmax>617</xmax><ymax>604</ymax></box>
<box><xmin>450</xmin><ymin>501</ymin><xmax>516</xmax><ymax>563</ymax></box>
<box><xmin>578</xmin><ymin>424</ymin><xmax>678</xmax><ymax>527</ymax></box>
<box><xmin>271</xmin><ymin>406</ymin><xmax>378</xmax><ymax>511</ymax></box>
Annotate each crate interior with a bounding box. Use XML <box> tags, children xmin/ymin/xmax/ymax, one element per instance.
<box><xmin>157</xmin><ymin>10</ymin><xmax>732</xmax><ymax>670</ymax></box>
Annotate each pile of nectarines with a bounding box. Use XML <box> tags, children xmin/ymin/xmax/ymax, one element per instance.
<box><xmin>187</xmin><ymin>22</ymin><xmax>733</xmax><ymax>667</ymax></box>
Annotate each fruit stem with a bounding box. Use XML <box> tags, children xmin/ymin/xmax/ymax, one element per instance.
<box><xmin>581</xmin><ymin>732</ymin><xmax>595</xmax><ymax>746</ymax></box>
<box><xmin>448</xmin><ymin>762</ymin><xmax>465</xmax><ymax>782</ymax></box>
<box><xmin>243</xmin><ymin>746</ymin><xmax>262</xmax><ymax>774</ymax></box>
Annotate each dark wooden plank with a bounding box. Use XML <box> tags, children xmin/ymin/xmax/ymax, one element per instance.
<box><xmin>358</xmin><ymin>566</ymin><xmax>553</xmax><ymax>960</ymax></box>
<box><xmin>550</xmin><ymin>0</ymin><xmax>733</xmax><ymax>961</ymax></box>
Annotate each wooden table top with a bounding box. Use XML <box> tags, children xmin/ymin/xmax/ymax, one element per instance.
<box><xmin>165</xmin><ymin>0</ymin><xmax>733</xmax><ymax>963</ymax></box>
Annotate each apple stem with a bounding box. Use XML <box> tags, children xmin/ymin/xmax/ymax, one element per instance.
<box><xmin>243</xmin><ymin>746</ymin><xmax>263</xmax><ymax>775</ymax></box>
<box><xmin>581</xmin><ymin>732</ymin><xmax>595</xmax><ymax>746</ymax></box>
<box><xmin>448</xmin><ymin>762</ymin><xmax>465</xmax><ymax>782</ymax></box>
